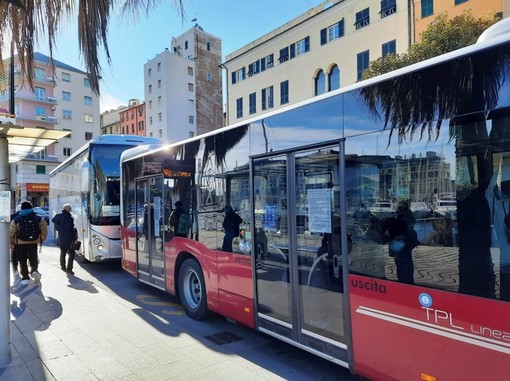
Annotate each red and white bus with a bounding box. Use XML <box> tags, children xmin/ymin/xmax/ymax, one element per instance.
<box><xmin>120</xmin><ymin>19</ymin><xmax>510</xmax><ymax>380</ymax></box>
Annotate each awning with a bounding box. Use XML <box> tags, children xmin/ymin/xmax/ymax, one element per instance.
<box><xmin>0</xmin><ymin>122</ymin><xmax>71</xmax><ymax>163</ymax></box>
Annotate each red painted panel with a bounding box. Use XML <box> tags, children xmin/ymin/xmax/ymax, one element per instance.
<box><xmin>350</xmin><ymin>274</ymin><xmax>510</xmax><ymax>381</ymax></box>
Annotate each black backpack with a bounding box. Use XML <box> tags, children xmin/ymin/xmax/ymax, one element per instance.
<box><xmin>15</xmin><ymin>213</ymin><xmax>42</xmax><ymax>241</ymax></box>
<box><xmin>176</xmin><ymin>212</ymin><xmax>191</xmax><ymax>236</ymax></box>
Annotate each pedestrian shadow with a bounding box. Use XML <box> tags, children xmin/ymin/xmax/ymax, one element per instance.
<box><xmin>5</xmin><ymin>283</ymin><xmax>64</xmax><ymax>380</ymax></box>
<box><xmin>66</xmin><ymin>276</ymin><xmax>98</xmax><ymax>293</ymax></box>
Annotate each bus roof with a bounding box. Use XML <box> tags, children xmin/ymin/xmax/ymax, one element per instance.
<box><xmin>50</xmin><ymin>135</ymin><xmax>160</xmax><ymax>176</ymax></box>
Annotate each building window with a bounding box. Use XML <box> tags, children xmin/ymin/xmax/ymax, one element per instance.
<box><xmin>261</xmin><ymin>54</ymin><xmax>274</xmax><ymax>71</ymax></box>
<box><xmin>35</xmin><ymin>106</ymin><xmax>46</xmax><ymax>118</ymax></box>
<box><xmin>83</xmin><ymin>78</ymin><xmax>90</xmax><ymax>88</ymax></box>
<box><xmin>207</xmin><ymin>72</ymin><xmax>212</xmax><ymax>82</ymax></box>
<box><xmin>63</xmin><ymin>110</ymin><xmax>72</xmax><ymax>120</ymax></box>
<box><xmin>131</xmin><ymin>124</ymin><xmax>135</xmax><ymax>133</ymax></box>
<box><xmin>62</xmin><ymin>72</ymin><xmax>70</xmax><ymax>82</ymax></box>
<box><xmin>421</xmin><ymin>0</ymin><xmax>433</xmax><ymax>18</ymax></box>
<box><xmin>158</xmin><ymin>112</ymin><xmax>162</xmax><ymax>121</ymax></box>
<box><xmin>63</xmin><ymin>128</ymin><xmax>71</xmax><ymax>138</ymax></box>
<box><xmin>63</xmin><ymin>147</ymin><xmax>71</xmax><ymax>156</ymax></box>
<box><xmin>62</xmin><ymin>91</ymin><xmax>71</xmax><ymax>101</ymax></box>
<box><xmin>188</xmin><ymin>83</ymin><xmax>194</xmax><ymax>92</ymax></box>
<box><xmin>207</xmin><ymin>42</ymin><xmax>211</xmax><ymax>51</ymax></box>
<box><xmin>315</xmin><ymin>70</ymin><xmax>326</xmax><ymax>96</ymax></box>
<box><xmin>158</xmin><ymin>96</ymin><xmax>161</xmax><ymax>105</ymax></box>
<box><xmin>149</xmin><ymin>84</ymin><xmax>152</xmax><ymax>93</ymax></box>
<box><xmin>84</xmin><ymin>96</ymin><xmax>92</xmax><ymax>106</ymax></box>
<box><xmin>189</xmin><ymin>116</ymin><xmax>194</xmax><ymax>124</ymax></box>
<box><xmin>158</xmin><ymin>79</ymin><xmax>161</xmax><ymax>88</ymax></box>
<box><xmin>35</xmin><ymin>86</ymin><xmax>46</xmax><ymax>100</ymax></box>
<box><xmin>139</xmin><ymin>121</ymin><xmax>144</xmax><ymax>130</ymax></box>
<box><xmin>280</xmin><ymin>80</ymin><xmax>289</xmax><ymax>105</ymax></box>
<box><xmin>122</xmin><ymin>127</ymin><xmax>125</xmax><ymax>134</ymax></box>
<box><xmin>454</xmin><ymin>0</ymin><xmax>467</xmax><ymax>5</ymax></box>
<box><xmin>149</xmin><ymin>116</ymin><xmax>153</xmax><ymax>124</ymax></box>
<box><xmin>328</xmin><ymin>65</ymin><xmax>340</xmax><ymax>91</ymax></box>
<box><xmin>232</xmin><ymin>68</ymin><xmax>246</xmax><ymax>84</ymax></box>
<box><xmin>34</xmin><ymin>67</ymin><xmax>45</xmax><ymax>81</ymax></box>
<box><xmin>148</xmin><ymin>68</ymin><xmax>151</xmax><ymax>77</ymax></box>
<box><xmin>36</xmin><ymin>165</ymin><xmax>45</xmax><ymax>174</ymax></box>
<box><xmin>355</xmin><ymin>8</ymin><xmax>370</xmax><ymax>29</ymax></box>
<box><xmin>188</xmin><ymin>67</ymin><xmax>193</xmax><ymax>76</ymax></box>
<box><xmin>248</xmin><ymin>60</ymin><xmax>260</xmax><ymax>76</ymax></box>
<box><xmin>85</xmin><ymin>132</ymin><xmax>93</xmax><ymax>140</ymax></box>
<box><xmin>321</xmin><ymin>20</ymin><xmax>345</xmax><ymax>45</ymax></box>
<box><xmin>84</xmin><ymin>113</ymin><xmax>93</xmax><ymax>123</ymax></box>
<box><xmin>158</xmin><ymin>129</ymin><xmax>162</xmax><ymax>138</ymax></box>
<box><xmin>261</xmin><ymin>86</ymin><xmax>274</xmax><ymax>110</ymax></box>
<box><xmin>185</xmin><ymin>40</ymin><xmax>188</xmax><ymax>50</ymax></box>
<box><xmin>294</xmin><ymin>36</ymin><xmax>310</xmax><ymax>57</ymax></box>
<box><xmin>382</xmin><ymin>39</ymin><xmax>397</xmax><ymax>57</ymax></box>
<box><xmin>157</xmin><ymin>62</ymin><xmax>161</xmax><ymax>72</ymax></box>
<box><xmin>380</xmin><ymin>0</ymin><xmax>396</xmax><ymax>18</ymax></box>
<box><xmin>357</xmin><ymin>50</ymin><xmax>370</xmax><ymax>81</ymax></box>
<box><xmin>249</xmin><ymin>92</ymin><xmax>256</xmax><ymax>114</ymax></box>
<box><xmin>278</xmin><ymin>47</ymin><xmax>289</xmax><ymax>63</ymax></box>
<box><xmin>149</xmin><ymin>100</ymin><xmax>152</xmax><ymax>109</ymax></box>
<box><xmin>236</xmin><ymin>98</ymin><xmax>243</xmax><ymax>118</ymax></box>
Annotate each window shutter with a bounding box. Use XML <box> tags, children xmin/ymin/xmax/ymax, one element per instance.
<box><xmin>320</xmin><ymin>28</ymin><xmax>327</xmax><ymax>45</ymax></box>
<box><xmin>304</xmin><ymin>36</ymin><xmax>310</xmax><ymax>52</ymax></box>
<box><xmin>290</xmin><ymin>44</ymin><xmax>295</xmax><ymax>59</ymax></box>
<box><xmin>231</xmin><ymin>72</ymin><xmax>236</xmax><ymax>84</ymax></box>
<box><xmin>262</xmin><ymin>88</ymin><xmax>266</xmax><ymax>110</ymax></box>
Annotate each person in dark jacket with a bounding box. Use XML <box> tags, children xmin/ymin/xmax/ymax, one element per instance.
<box><xmin>9</xmin><ymin>201</ymin><xmax>47</xmax><ymax>285</ymax></box>
<box><xmin>169</xmin><ymin>201</ymin><xmax>189</xmax><ymax>238</ymax></box>
<box><xmin>222</xmin><ymin>205</ymin><xmax>242</xmax><ymax>252</ymax></box>
<box><xmin>52</xmin><ymin>204</ymin><xmax>77</xmax><ymax>275</ymax></box>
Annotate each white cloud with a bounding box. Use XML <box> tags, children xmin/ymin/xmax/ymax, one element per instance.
<box><xmin>100</xmin><ymin>92</ymin><xmax>126</xmax><ymax>113</ymax></box>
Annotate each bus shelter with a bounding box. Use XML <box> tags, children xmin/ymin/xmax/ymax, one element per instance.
<box><xmin>0</xmin><ymin>120</ymin><xmax>70</xmax><ymax>366</ymax></box>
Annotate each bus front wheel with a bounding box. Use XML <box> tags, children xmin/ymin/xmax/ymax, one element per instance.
<box><xmin>178</xmin><ymin>258</ymin><xmax>208</xmax><ymax>320</ymax></box>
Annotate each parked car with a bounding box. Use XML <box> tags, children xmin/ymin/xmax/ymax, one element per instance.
<box><xmin>369</xmin><ymin>200</ymin><xmax>396</xmax><ymax>219</ymax></box>
<box><xmin>434</xmin><ymin>198</ymin><xmax>457</xmax><ymax>218</ymax></box>
<box><xmin>410</xmin><ymin>201</ymin><xmax>432</xmax><ymax>219</ymax></box>
<box><xmin>33</xmin><ymin>206</ymin><xmax>50</xmax><ymax>225</ymax></box>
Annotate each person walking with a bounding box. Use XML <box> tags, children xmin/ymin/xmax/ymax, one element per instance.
<box><xmin>52</xmin><ymin>204</ymin><xmax>78</xmax><ymax>275</ymax></box>
<box><xmin>9</xmin><ymin>201</ymin><xmax>47</xmax><ymax>285</ymax></box>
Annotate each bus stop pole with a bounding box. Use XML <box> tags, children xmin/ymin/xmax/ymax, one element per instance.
<box><xmin>0</xmin><ymin>134</ymin><xmax>11</xmax><ymax>367</ymax></box>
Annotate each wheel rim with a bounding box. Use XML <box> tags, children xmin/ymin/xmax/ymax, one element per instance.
<box><xmin>183</xmin><ymin>267</ymin><xmax>202</xmax><ymax>310</ymax></box>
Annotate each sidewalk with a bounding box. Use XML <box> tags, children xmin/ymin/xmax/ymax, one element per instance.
<box><xmin>0</xmin><ymin>243</ymin><xmax>363</xmax><ymax>381</ymax></box>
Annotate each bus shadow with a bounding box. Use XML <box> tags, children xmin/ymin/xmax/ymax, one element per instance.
<box><xmin>76</xmin><ymin>260</ymin><xmax>364</xmax><ymax>380</ymax></box>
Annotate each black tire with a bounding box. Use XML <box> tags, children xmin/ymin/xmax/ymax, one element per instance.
<box><xmin>178</xmin><ymin>258</ymin><xmax>208</xmax><ymax>320</ymax></box>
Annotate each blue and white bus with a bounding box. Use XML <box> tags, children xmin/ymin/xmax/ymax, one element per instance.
<box><xmin>49</xmin><ymin>135</ymin><xmax>159</xmax><ymax>262</ymax></box>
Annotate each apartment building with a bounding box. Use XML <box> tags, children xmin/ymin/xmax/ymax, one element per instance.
<box><xmin>119</xmin><ymin>99</ymin><xmax>146</xmax><ymax>136</ymax></box>
<box><xmin>413</xmin><ymin>0</ymin><xmax>507</xmax><ymax>41</ymax></box>
<box><xmin>222</xmin><ymin>0</ymin><xmax>507</xmax><ymax>125</ymax></box>
<box><xmin>100</xmin><ymin>106</ymin><xmax>127</xmax><ymax>135</ymax></box>
<box><xmin>0</xmin><ymin>52</ymin><xmax>100</xmax><ymax>207</ymax></box>
<box><xmin>144</xmin><ymin>24</ymin><xmax>223</xmax><ymax>143</ymax></box>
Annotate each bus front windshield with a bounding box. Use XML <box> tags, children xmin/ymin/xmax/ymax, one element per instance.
<box><xmin>89</xmin><ymin>144</ymin><xmax>127</xmax><ymax>225</ymax></box>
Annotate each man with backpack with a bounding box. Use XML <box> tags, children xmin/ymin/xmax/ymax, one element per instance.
<box><xmin>169</xmin><ymin>201</ymin><xmax>191</xmax><ymax>238</ymax></box>
<box><xmin>9</xmin><ymin>201</ymin><xmax>47</xmax><ymax>285</ymax></box>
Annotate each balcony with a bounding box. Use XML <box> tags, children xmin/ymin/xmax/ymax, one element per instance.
<box><xmin>15</xmin><ymin>113</ymin><xmax>58</xmax><ymax>125</ymax></box>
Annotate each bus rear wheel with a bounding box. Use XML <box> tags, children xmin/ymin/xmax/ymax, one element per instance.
<box><xmin>178</xmin><ymin>258</ymin><xmax>208</xmax><ymax>320</ymax></box>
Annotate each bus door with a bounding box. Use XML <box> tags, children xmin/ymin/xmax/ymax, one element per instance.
<box><xmin>135</xmin><ymin>175</ymin><xmax>165</xmax><ymax>289</ymax></box>
<box><xmin>252</xmin><ymin>141</ymin><xmax>350</xmax><ymax>367</ymax></box>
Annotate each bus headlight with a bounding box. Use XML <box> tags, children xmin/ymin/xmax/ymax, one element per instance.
<box><xmin>97</xmin><ymin>245</ymin><xmax>104</xmax><ymax>251</ymax></box>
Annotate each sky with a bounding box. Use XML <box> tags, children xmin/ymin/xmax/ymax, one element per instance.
<box><xmin>37</xmin><ymin>0</ymin><xmax>320</xmax><ymax>113</ymax></box>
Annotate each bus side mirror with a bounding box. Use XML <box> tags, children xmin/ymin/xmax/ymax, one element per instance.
<box><xmin>81</xmin><ymin>160</ymin><xmax>90</xmax><ymax>193</ymax></box>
